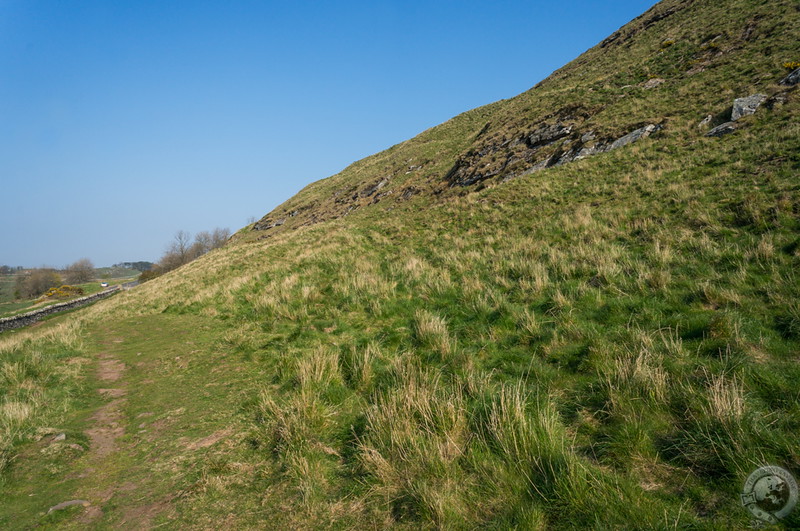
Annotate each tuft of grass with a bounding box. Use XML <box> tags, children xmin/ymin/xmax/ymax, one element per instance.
<box><xmin>413</xmin><ymin>309</ymin><xmax>455</xmax><ymax>359</ymax></box>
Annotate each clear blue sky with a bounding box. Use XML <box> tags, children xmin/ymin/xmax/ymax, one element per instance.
<box><xmin>1</xmin><ymin>0</ymin><xmax>657</xmax><ymax>268</ymax></box>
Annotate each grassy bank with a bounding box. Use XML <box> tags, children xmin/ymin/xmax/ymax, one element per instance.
<box><xmin>1</xmin><ymin>101</ymin><xmax>795</xmax><ymax>527</ymax></box>
<box><xmin>0</xmin><ymin>0</ymin><xmax>797</xmax><ymax>527</ymax></box>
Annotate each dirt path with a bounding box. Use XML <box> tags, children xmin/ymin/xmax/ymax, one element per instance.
<box><xmin>69</xmin><ymin>347</ymin><xmax>130</xmax><ymax>525</ymax></box>
<box><xmin>86</xmin><ymin>353</ymin><xmax>128</xmax><ymax>459</ymax></box>
<box><xmin>14</xmin><ymin>315</ymin><xmax>246</xmax><ymax>529</ymax></box>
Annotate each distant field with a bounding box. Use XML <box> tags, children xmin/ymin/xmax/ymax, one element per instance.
<box><xmin>0</xmin><ymin>271</ymin><xmax>139</xmax><ymax>319</ymax></box>
<box><xmin>0</xmin><ymin>275</ymin><xmax>15</xmax><ymax>304</ymax></box>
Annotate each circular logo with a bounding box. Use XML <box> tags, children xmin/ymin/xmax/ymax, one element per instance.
<box><xmin>741</xmin><ymin>466</ymin><xmax>798</xmax><ymax>523</ymax></box>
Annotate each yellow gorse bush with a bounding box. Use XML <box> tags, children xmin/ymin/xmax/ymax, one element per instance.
<box><xmin>37</xmin><ymin>285</ymin><xmax>84</xmax><ymax>301</ymax></box>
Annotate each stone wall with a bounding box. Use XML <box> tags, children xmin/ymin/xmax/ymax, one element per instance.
<box><xmin>0</xmin><ymin>286</ymin><xmax>121</xmax><ymax>332</ymax></box>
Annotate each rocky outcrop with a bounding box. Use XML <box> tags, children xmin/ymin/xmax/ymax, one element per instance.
<box><xmin>524</xmin><ymin>123</ymin><xmax>661</xmax><ymax>174</ymax></box>
<box><xmin>526</xmin><ymin>123</ymin><xmax>573</xmax><ymax>149</ymax></box>
<box><xmin>704</xmin><ymin>89</ymin><xmax>778</xmax><ymax>137</ymax></box>
<box><xmin>447</xmin><ymin>119</ymin><xmax>662</xmax><ymax>187</ymax></box>
<box><xmin>0</xmin><ymin>287</ymin><xmax>121</xmax><ymax>332</ymax></box>
<box><xmin>780</xmin><ymin>67</ymin><xmax>800</xmax><ymax>86</ymax></box>
<box><xmin>608</xmin><ymin>124</ymin><xmax>661</xmax><ymax>151</ymax></box>
<box><xmin>705</xmin><ymin>122</ymin><xmax>737</xmax><ymax>137</ymax></box>
<box><xmin>253</xmin><ymin>218</ymin><xmax>286</xmax><ymax>231</ymax></box>
<box><xmin>731</xmin><ymin>94</ymin><xmax>767</xmax><ymax>121</ymax></box>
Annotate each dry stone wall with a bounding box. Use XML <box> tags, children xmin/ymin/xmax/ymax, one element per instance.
<box><xmin>0</xmin><ymin>286</ymin><xmax>120</xmax><ymax>332</ymax></box>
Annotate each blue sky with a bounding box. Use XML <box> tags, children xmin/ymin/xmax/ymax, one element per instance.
<box><xmin>0</xmin><ymin>0</ymin><xmax>658</xmax><ymax>268</ymax></box>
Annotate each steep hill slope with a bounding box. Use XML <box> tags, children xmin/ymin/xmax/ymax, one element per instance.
<box><xmin>1</xmin><ymin>0</ymin><xmax>799</xmax><ymax>528</ymax></box>
<box><xmin>249</xmin><ymin>0</ymin><xmax>798</xmax><ymax>240</ymax></box>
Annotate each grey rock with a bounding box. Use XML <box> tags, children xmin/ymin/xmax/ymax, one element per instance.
<box><xmin>555</xmin><ymin>149</ymin><xmax>579</xmax><ymax>166</ymax></box>
<box><xmin>401</xmin><ymin>187</ymin><xmax>418</xmax><ymax>200</ymax></box>
<box><xmin>780</xmin><ymin>67</ymin><xmax>800</xmax><ymax>86</ymax></box>
<box><xmin>53</xmin><ymin>433</ymin><xmax>66</xmax><ymax>442</ymax></box>
<box><xmin>361</xmin><ymin>178</ymin><xmax>389</xmax><ymax>197</ymax></box>
<box><xmin>608</xmin><ymin>124</ymin><xmax>660</xmax><ymax>151</ymax></box>
<box><xmin>520</xmin><ymin>123</ymin><xmax>660</xmax><ymax>175</ymax></box>
<box><xmin>47</xmin><ymin>500</ymin><xmax>90</xmax><ymax>514</ymax></box>
<box><xmin>574</xmin><ymin>144</ymin><xmax>607</xmax><ymax>160</ymax></box>
<box><xmin>254</xmin><ymin>218</ymin><xmax>285</xmax><ymax>231</ymax></box>
<box><xmin>580</xmin><ymin>131</ymin><xmax>596</xmax><ymax>143</ymax></box>
<box><xmin>526</xmin><ymin>123</ymin><xmax>573</xmax><ymax>149</ymax></box>
<box><xmin>706</xmin><ymin>122</ymin><xmax>737</xmax><ymax>137</ymax></box>
<box><xmin>521</xmin><ymin>158</ymin><xmax>550</xmax><ymax>176</ymax></box>
<box><xmin>731</xmin><ymin>94</ymin><xmax>766</xmax><ymax>121</ymax></box>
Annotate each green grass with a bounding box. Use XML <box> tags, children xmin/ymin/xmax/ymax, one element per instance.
<box><xmin>0</xmin><ymin>0</ymin><xmax>799</xmax><ymax>528</ymax></box>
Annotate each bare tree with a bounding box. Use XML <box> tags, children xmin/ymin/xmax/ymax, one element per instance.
<box><xmin>65</xmin><ymin>258</ymin><xmax>95</xmax><ymax>284</ymax></box>
<box><xmin>210</xmin><ymin>227</ymin><xmax>231</xmax><ymax>249</ymax></box>
<box><xmin>191</xmin><ymin>231</ymin><xmax>213</xmax><ymax>259</ymax></box>
<box><xmin>171</xmin><ymin>230</ymin><xmax>192</xmax><ymax>265</ymax></box>
<box><xmin>15</xmin><ymin>268</ymin><xmax>62</xmax><ymax>299</ymax></box>
<box><xmin>153</xmin><ymin>227</ymin><xmax>231</xmax><ymax>276</ymax></box>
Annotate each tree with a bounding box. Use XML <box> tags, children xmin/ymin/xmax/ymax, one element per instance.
<box><xmin>15</xmin><ymin>268</ymin><xmax>62</xmax><ymax>299</ymax></box>
<box><xmin>191</xmin><ymin>231</ymin><xmax>213</xmax><ymax>259</ymax></box>
<box><xmin>138</xmin><ymin>269</ymin><xmax>163</xmax><ymax>283</ymax></box>
<box><xmin>65</xmin><ymin>258</ymin><xmax>95</xmax><ymax>284</ymax></box>
<box><xmin>173</xmin><ymin>230</ymin><xmax>192</xmax><ymax>264</ymax></box>
<box><xmin>153</xmin><ymin>227</ymin><xmax>232</xmax><ymax>276</ymax></box>
<box><xmin>157</xmin><ymin>230</ymin><xmax>192</xmax><ymax>273</ymax></box>
<box><xmin>210</xmin><ymin>227</ymin><xmax>231</xmax><ymax>249</ymax></box>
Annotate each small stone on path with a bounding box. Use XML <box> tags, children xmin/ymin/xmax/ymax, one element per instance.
<box><xmin>47</xmin><ymin>500</ymin><xmax>91</xmax><ymax>513</ymax></box>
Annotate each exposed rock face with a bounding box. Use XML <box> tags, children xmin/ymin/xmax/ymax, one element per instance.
<box><xmin>360</xmin><ymin>178</ymin><xmax>389</xmax><ymax>197</ymax></box>
<box><xmin>706</xmin><ymin>122</ymin><xmax>737</xmax><ymax>137</ymax></box>
<box><xmin>780</xmin><ymin>67</ymin><xmax>800</xmax><ymax>86</ymax></box>
<box><xmin>608</xmin><ymin>124</ymin><xmax>661</xmax><ymax>150</ymax></box>
<box><xmin>454</xmin><ymin>121</ymin><xmax>662</xmax><ymax>186</ymax></box>
<box><xmin>731</xmin><ymin>94</ymin><xmax>766</xmax><ymax>120</ymax></box>
<box><xmin>253</xmin><ymin>218</ymin><xmax>285</xmax><ymax>231</ymax></box>
<box><xmin>526</xmin><ymin>123</ymin><xmax>573</xmax><ymax>149</ymax></box>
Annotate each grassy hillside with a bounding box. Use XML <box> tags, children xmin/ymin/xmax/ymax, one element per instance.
<box><xmin>249</xmin><ymin>0</ymin><xmax>798</xmax><ymax>241</ymax></box>
<box><xmin>1</xmin><ymin>0</ymin><xmax>799</xmax><ymax>528</ymax></box>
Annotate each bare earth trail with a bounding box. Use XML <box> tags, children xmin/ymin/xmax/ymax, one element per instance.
<box><xmin>42</xmin><ymin>330</ymin><xmax>179</xmax><ymax>529</ymax></box>
<box><xmin>71</xmin><ymin>344</ymin><xmax>132</xmax><ymax>526</ymax></box>
<box><xmin>1</xmin><ymin>314</ymin><xmax>273</xmax><ymax>530</ymax></box>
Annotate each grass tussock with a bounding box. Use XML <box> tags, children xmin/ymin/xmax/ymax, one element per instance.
<box><xmin>0</xmin><ymin>320</ymin><xmax>88</xmax><ymax>479</ymax></box>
